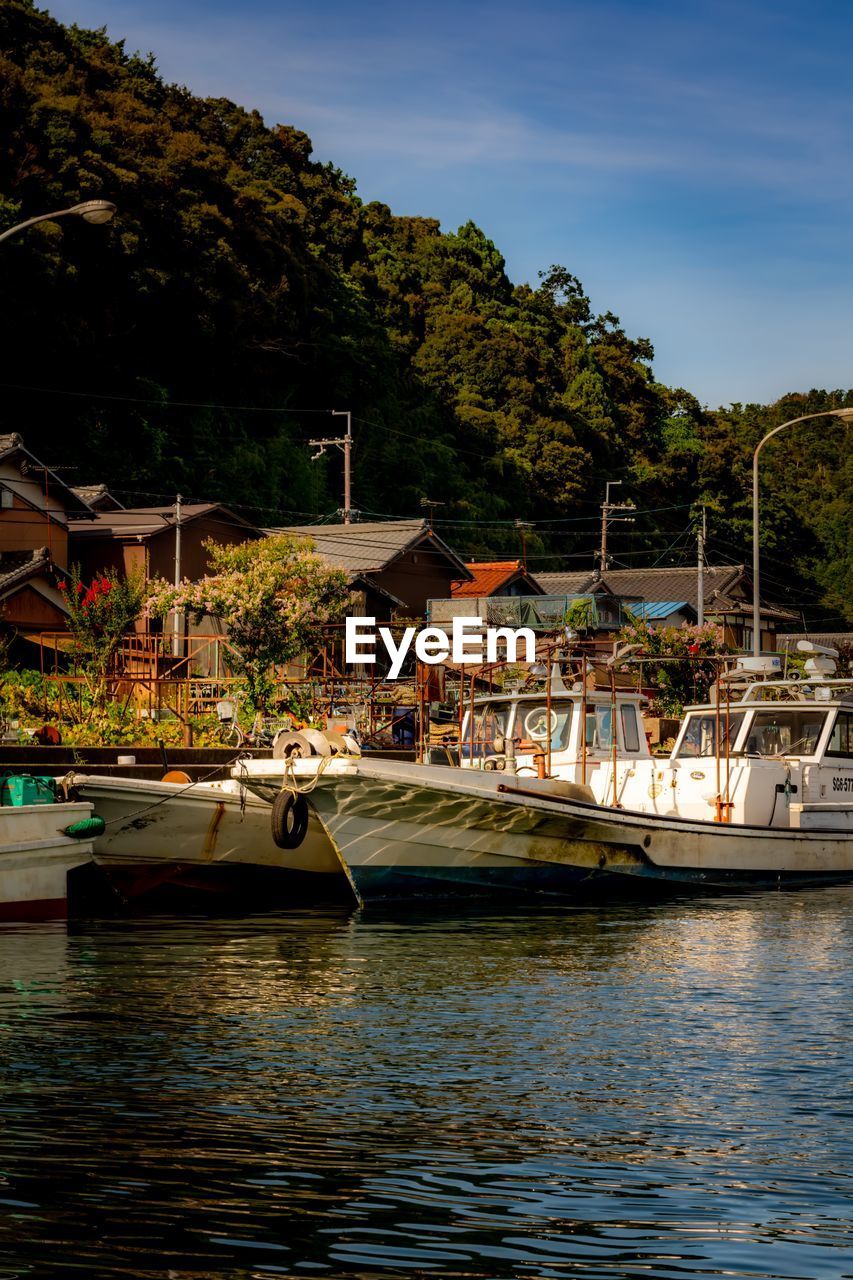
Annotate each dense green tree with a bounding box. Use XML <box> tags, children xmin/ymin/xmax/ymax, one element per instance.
<box><xmin>0</xmin><ymin>0</ymin><xmax>849</xmax><ymax>624</ymax></box>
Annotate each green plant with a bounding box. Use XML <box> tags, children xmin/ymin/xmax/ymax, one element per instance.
<box><xmin>146</xmin><ymin>536</ymin><xmax>351</xmax><ymax>710</ymax></box>
<box><xmin>564</xmin><ymin>597</ymin><xmax>595</xmax><ymax>632</ymax></box>
<box><xmin>58</xmin><ymin>566</ymin><xmax>146</xmax><ymax>709</ymax></box>
<box><xmin>618</xmin><ymin>616</ymin><xmax>728</xmax><ymax>717</ymax></box>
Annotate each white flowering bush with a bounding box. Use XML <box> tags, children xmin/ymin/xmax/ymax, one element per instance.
<box><xmin>146</xmin><ymin>535</ymin><xmax>351</xmax><ymax>709</ymax></box>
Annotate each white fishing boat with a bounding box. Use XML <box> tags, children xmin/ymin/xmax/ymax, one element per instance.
<box><xmin>68</xmin><ymin>772</ymin><xmax>352</xmax><ymax>907</ymax></box>
<box><xmin>0</xmin><ymin>778</ymin><xmax>99</xmax><ymax>920</ymax></box>
<box><xmin>236</xmin><ymin>648</ymin><xmax>853</xmax><ymax>901</ymax></box>
<box><xmin>236</xmin><ymin>674</ymin><xmax>659</xmax><ymax>899</ymax></box>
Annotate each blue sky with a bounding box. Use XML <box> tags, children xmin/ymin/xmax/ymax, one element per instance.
<box><xmin>46</xmin><ymin>0</ymin><xmax>853</xmax><ymax>406</ymax></box>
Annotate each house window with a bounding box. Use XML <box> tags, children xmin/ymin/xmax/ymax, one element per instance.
<box><xmin>0</xmin><ymin>488</ymin><xmax>13</xmax><ymax>509</ymax></box>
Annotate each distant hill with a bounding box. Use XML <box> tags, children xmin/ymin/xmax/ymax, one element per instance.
<box><xmin>0</xmin><ymin>0</ymin><xmax>850</xmax><ymax>624</ymax></box>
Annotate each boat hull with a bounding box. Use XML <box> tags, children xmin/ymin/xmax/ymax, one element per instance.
<box><xmin>71</xmin><ymin>775</ymin><xmax>352</xmax><ymax>908</ymax></box>
<box><xmin>0</xmin><ymin>802</ymin><xmax>96</xmax><ymax>920</ymax></box>
<box><xmin>296</xmin><ymin>759</ymin><xmax>853</xmax><ymax>901</ymax></box>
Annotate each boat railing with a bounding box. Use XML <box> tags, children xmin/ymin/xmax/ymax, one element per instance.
<box><xmin>736</xmin><ymin>678</ymin><xmax>853</xmax><ymax>703</ymax></box>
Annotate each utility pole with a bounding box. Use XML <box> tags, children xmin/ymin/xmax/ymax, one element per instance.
<box><xmin>173</xmin><ymin>493</ymin><xmax>183</xmax><ymax>657</ymax></box>
<box><xmin>309</xmin><ymin>410</ymin><xmax>353</xmax><ymax>523</ymax></box>
<box><xmin>697</xmin><ymin>506</ymin><xmax>706</xmax><ymax>627</ymax></box>
<box><xmin>515</xmin><ymin>519</ymin><xmax>534</xmax><ymax>569</ymax></box>
<box><xmin>598</xmin><ymin>482</ymin><xmax>634</xmax><ymax>571</ymax></box>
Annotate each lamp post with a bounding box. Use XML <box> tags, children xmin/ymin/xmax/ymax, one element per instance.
<box><xmin>752</xmin><ymin>406</ymin><xmax>853</xmax><ymax>656</ymax></box>
<box><xmin>0</xmin><ymin>199</ymin><xmax>117</xmax><ymax>244</ymax></box>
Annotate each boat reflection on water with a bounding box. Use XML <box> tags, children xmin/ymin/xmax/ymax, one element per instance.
<box><xmin>2</xmin><ymin>893</ymin><xmax>853</xmax><ymax>1276</ymax></box>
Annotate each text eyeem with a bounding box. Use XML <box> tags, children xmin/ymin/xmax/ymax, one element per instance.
<box><xmin>344</xmin><ymin>616</ymin><xmax>536</xmax><ymax>679</ymax></box>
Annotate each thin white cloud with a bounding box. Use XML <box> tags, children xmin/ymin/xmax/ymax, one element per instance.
<box><xmin>39</xmin><ymin>0</ymin><xmax>853</xmax><ymax>404</ymax></box>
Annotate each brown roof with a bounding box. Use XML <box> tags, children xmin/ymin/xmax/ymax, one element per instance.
<box><xmin>452</xmin><ymin>561</ymin><xmax>544</xmax><ymax>598</ymax></box>
<box><xmin>0</xmin><ymin>547</ymin><xmax>51</xmax><ymax>595</ymax></box>
<box><xmin>778</xmin><ymin>633</ymin><xmax>853</xmax><ymax>651</ymax></box>
<box><xmin>533</xmin><ymin>564</ymin><xmax>798</xmax><ymax>620</ymax></box>
<box><xmin>72</xmin><ymin>484</ymin><xmax>125</xmax><ymax>511</ymax></box>
<box><xmin>0</xmin><ymin>434</ymin><xmax>94</xmax><ymax>514</ymax></box>
<box><xmin>68</xmin><ymin>504</ymin><xmax>260</xmax><ymax>539</ymax></box>
<box><xmin>270</xmin><ymin>520</ymin><xmax>472</xmax><ymax>581</ymax></box>
<box><xmin>531</xmin><ymin>571</ymin><xmax>601</xmax><ymax>597</ymax></box>
<box><xmin>0</xmin><ymin>548</ymin><xmax>67</xmax><ymax>614</ymax></box>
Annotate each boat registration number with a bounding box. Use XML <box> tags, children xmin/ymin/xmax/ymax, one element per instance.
<box><xmin>831</xmin><ymin>775</ymin><xmax>853</xmax><ymax>793</ymax></box>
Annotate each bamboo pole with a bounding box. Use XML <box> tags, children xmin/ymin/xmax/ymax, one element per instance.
<box><xmin>610</xmin><ymin>665</ymin><xmax>619</xmax><ymax>807</ymax></box>
<box><xmin>545</xmin><ymin>645</ymin><xmax>553</xmax><ymax>778</ymax></box>
<box><xmin>580</xmin><ymin>653</ymin><xmax>588</xmax><ymax>787</ymax></box>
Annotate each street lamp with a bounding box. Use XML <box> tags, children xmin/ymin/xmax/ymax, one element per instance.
<box><xmin>752</xmin><ymin>406</ymin><xmax>853</xmax><ymax>656</ymax></box>
<box><xmin>0</xmin><ymin>199</ymin><xmax>117</xmax><ymax>244</ymax></box>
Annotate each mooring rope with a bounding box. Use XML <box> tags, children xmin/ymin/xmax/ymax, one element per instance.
<box><xmin>60</xmin><ymin>752</ymin><xmax>250</xmax><ymax>828</ymax></box>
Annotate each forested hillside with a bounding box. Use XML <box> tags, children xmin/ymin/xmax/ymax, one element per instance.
<box><xmin>0</xmin><ymin>0</ymin><xmax>850</xmax><ymax>625</ymax></box>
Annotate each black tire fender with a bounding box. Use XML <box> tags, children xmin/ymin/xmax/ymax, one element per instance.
<box><xmin>271</xmin><ymin>790</ymin><xmax>310</xmax><ymax>849</ymax></box>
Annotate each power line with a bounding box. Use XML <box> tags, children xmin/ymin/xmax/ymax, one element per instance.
<box><xmin>0</xmin><ymin>382</ymin><xmax>335</xmax><ymax>414</ymax></box>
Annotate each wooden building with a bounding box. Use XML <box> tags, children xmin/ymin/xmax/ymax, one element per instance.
<box><xmin>272</xmin><ymin>520</ymin><xmax>473</xmax><ymax>619</ymax></box>
<box><xmin>0</xmin><ymin>434</ymin><xmax>96</xmax><ymax>642</ymax></box>
<box><xmin>68</xmin><ymin>504</ymin><xmax>262</xmax><ymax>585</ymax></box>
<box><xmin>451</xmin><ymin>561</ymin><xmax>544</xmax><ymax>600</ymax></box>
<box><xmin>0</xmin><ymin>432</ymin><xmax>93</xmax><ymax>572</ymax></box>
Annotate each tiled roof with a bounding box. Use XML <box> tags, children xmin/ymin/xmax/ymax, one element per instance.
<box><xmin>270</xmin><ymin>520</ymin><xmax>472</xmax><ymax>580</ymax></box>
<box><xmin>0</xmin><ymin>547</ymin><xmax>57</xmax><ymax>598</ymax></box>
<box><xmin>532</xmin><ymin>564</ymin><xmax>798</xmax><ymax>621</ymax></box>
<box><xmin>452</xmin><ymin>561</ymin><xmax>543</xmax><ymax>598</ymax></box>
<box><xmin>72</xmin><ymin>484</ymin><xmax>125</xmax><ymax>511</ymax></box>
<box><xmin>600</xmin><ymin>565</ymin><xmax>745</xmax><ymax>611</ymax></box>
<box><xmin>68</xmin><ymin>504</ymin><xmax>259</xmax><ymax>538</ymax></box>
<box><xmin>0</xmin><ymin>435</ymin><xmax>93</xmax><ymax>513</ymax></box>
<box><xmin>532</xmin><ymin>571</ymin><xmax>599</xmax><ymax>597</ymax></box>
<box><xmin>778</xmin><ymin>633</ymin><xmax>853</xmax><ymax>650</ymax></box>
<box><xmin>534</xmin><ymin>565</ymin><xmax>745</xmax><ymax>611</ymax></box>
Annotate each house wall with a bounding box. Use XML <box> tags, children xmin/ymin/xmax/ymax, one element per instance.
<box><xmin>71</xmin><ymin>517</ymin><xmax>257</xmax><ymax>584</ymax></box>
<box><xmin>719</xmin><ymin>618</ymin><xmax>778</xmax><ymax>652</ymax></box>
<box><xmin>146</xmin><ymin>517</ymin><xmax>259</xmax><ymax>581</ymax></box>
<box><xmin>374</xmin><ymin>548</ymin><xmax>461</xmax><ymax>617</ymax></box>
<box><xmin>71</xmin><ymin>537</ymin><xmax>144</xmax><ymax>582</ymax></box>
<box><xmin>0</xmin><ymin>462</ymin><xmax>69</xmax><ymax>565</ymax></box>
<box><xmin>1</xmin><ymin>582</ymin><xmax>68</xmax><ymax>632</ymax></box>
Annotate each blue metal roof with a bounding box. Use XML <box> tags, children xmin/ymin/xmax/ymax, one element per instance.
<box><xmin>631</xmin><ymin>600</ymin><xmax>690</xmax><ymax>620</ymax></box>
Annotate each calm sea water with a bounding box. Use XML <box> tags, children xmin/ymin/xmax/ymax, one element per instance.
<box><xmin>1</xmin><ymin>893</ymin><xmax>853</xmax><ymax>1279</ymax></box>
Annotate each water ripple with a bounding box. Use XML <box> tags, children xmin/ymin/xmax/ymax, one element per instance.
<box><xmin>1</xmin><ymin>893</ymin><xmax>853</xmax><ymax>1277</ymax></box>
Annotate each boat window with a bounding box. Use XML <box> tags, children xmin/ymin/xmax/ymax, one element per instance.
<box><xmin>826</xmin><ymin>711</ymin><xmax>853</xmax><ymax>759</ymax></box>
<box><xmin>620</xmin><ymin>704</ymin><xmax>641</xmax><ymax>752</ymax></box>
<box><xmin>676</xmin><ymin>712</ymin><xmax>745</xmax><ymax>759</ymax></box>
<box><xmin>516</xmin><ymin>703</ymin><xmax>572</xmax><ymax>753</ymax></box>
<box><xmin>740</xmin><ymin>709</ymin><xmax>826</xmax><ymax>758</ymax></box>
<box><xmin>586</xmin><ymin>705</ymin><xmax>613</xmax><ymax>753</ymax></box>
<box><xmin>461</xmin><ymin>702</ymin><xmax>513</xmax><ymax>759</ymax></box>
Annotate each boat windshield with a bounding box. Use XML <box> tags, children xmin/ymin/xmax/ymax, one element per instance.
<box><xmin>461</xmin><ymin>702</ymin><xmax>513</xmax><ymax>759</ymax></box>
<box><xmin>739</xmin><ymin>708</ymin><xmax>827</xmax><ymax>758</ymax></box>
<box><xmin>676</xmin><ymin>712</ymin><xmax>745</xmax><ymax>759</ymax></box>
<box><xmin>516</xmin><ymin>702</ymin><xmax>572</xmax><ymax>753</ymax></box>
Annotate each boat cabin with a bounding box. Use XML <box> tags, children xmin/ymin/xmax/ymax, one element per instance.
<box><xmin>642</xmin><ymin>671</ymin><xmax>853</xmax><ymax>829</ymax></box>
<box><xmin>457</xmin><ymin>687</ymin><xmax>653</xmax><ymax>806</ymax></box>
